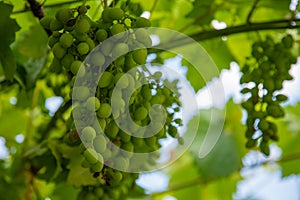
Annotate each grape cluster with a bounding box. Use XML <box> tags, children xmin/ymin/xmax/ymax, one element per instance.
<box><xmin>240</xmin><ymin>34</ymin><xmax>297</xmax><ymax>155</ymax></box>
<box><xmin>40</xmin><ymin>5</ymin><xmax>183</xmax><ymax>199</ymax></box>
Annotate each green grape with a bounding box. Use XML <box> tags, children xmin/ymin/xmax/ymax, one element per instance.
<box><xmin>98</xmin><ymin>118</ymin><xmax>106</xmax><ymax>130</ymax></box>
<box><xmin>95</xmin><ymin>188</ymin><xmax>104</xmax><ymax>197</ymax></box>
<box><xmin>132</xmin><ymin>49</ymin><xmax>147</xmax><ymax>65</ymax></box>
<box><xmin>83</xmin><ymin>148</ymin><xmax>98</xmax><ymax>164</ymax></box>
<box><xmin>77</xmin><ymin>42</ymin><xmax>90</xmax><ymax>55</ymax></box>
<box><xmin>40</xmin><ymin>16</ymin><xmax>54</xmax><ymax>29</ymax></box>
<box><xmin>70</xmin><ymin>60</ymin><xmax>84</xmax><ymax>75</ymax></box>
<box><xmin>115</xmin><ymin>73</ymin><xmax>129</xmax><ymax>88</ymax></box>
<box><xmin>61</xmin><ymin>54</ymin><xmax>74</xmax><ymax>69</ymax></box>
<box><xmin>276</xmin><ymin>94</ymin><xmax>288</xmax><ymax>102</ymax></box>
<box><xmin>93</xmin><ymin>134</ymin><xmax>106</xmax><ymax>153</ymax></box>
<box><xmin>97</xmin><ymin>103</ymin><xmax>112</xmax><ymax>118</ymax></box>
<box><xmin>119</xmin><ymin>130</ymin><xmax>131</xmax><ymax>143</ymax></box>
<box><xmin>71</xmin><ymin>30</ymin><xmax>88</xmax><ymax>41</ymax></box>
<box><xmin>145</xmin><ymin>136</ymin><xmax>156</xmax><ymax>147</ymax></box>
<box><xmin>109</xmin><ymin>8</ymin><xmax>124</xmax><ymax>20</ymax></box>
<box><xmin>110</xmin><ymin>24</ymin><xmax>125</xmax><ymax>36</ymax></box>
<box><xmin>75</xmin><ymin>17</ymin><xmax>91</xmax><ymax>33</ymax></box>
<box><xmin>89</xmin><ymin>51</ymin><xmax>105</xmax><ymax>67</ymax></box>
<box><xmin>48</xmin><ymin>35</ymin><xmax>59</xmax><ymax>48</ymax></box>
<box><xmin>96</xmin><ymin>29</ymin><xmax>108</xmax><ymax>42</ymax></box>
<box><xmin>135</xmin><ymin>28</ymin><xmax>152</xmax><ymax>46</ymax></box>
<box><xmin>134</xmin><ymin>106</ymin><xmax>148</xmax><ymax>120</ymax></box>
<box><xmin>78</xmin><ymin>5</ymin><xmax>88</xmax><ymax>15</ymax></box>
<box><xmin>82</xmin><ymin>126</ymin><xmax>97</xmax><ymax>142</ymax></box>
<box><xmin>134</xmin><ymin>17</ymin><xmax>151</xmax><ymax>27</ymax></box>
<box><xmin>102</xmin><ymin>8</ymin><xmax>113</xmax><ymax>23</ymax></box>
<box><xmin>91</xmin><ymin>160</ymin><xmax>104</xmax><ymax>172</ymax></box>
<box><xmin>112</xmin><ymin>43</ymin><xmax>129</xmax><ymax>58</ymax></box>
<box><xmin>52</xmin><ymin>42</ymin><xmax>66</xmax><ymax>59</ymax></box>
<box><xmin>168</xmin><ymin>125</ymin><xmax>178</xmax><ymax>137</ymax></box>
<box><xmin>49</xmin><ymin>58</ymin><xmax>62</xmax><ymax>73</ymax></box>
<box><xmin>106</xmin><ymin>120</ymin><xmax>119</xmax><ymax>139</ymax></box>
<box><xmin>60</xmin><ymin>32</ymin><xmax>73</xmax><ymax>48</ymax></box>
<box><xmin>86</xmin><ymin>37</ymin><xmax>95</xmax><ymax>50</ymax></box>
<box><xmin>267</xmin><ymin>104</ymin><xmax>284</xmax><ymax>118</ymax></box>
<box><xmin>100</xmin><ymin>41</ymin><xmax>114</xmax><ymax>56</ymax></box>
<box><xmin>114</xmin><ymin>157</ymin><xmax>129</xmax><ymax>170</ymax></box>
<box><xmin>121</xmin><ymin>142</ymin><xmax>134</xmax><ymax>152</ymax></box>
<box><xmin>55</xmin><ymin>8</ymin><xmax>73</xmax><ymax>23</ymax></box>
<box><xmin>282</xmin><ymin>34</ymin><xmax>293</xmax><ymax>48</ymax></box>
<box><xmin>50</xmin><ymin>19</ymin><xmax>64</xmax><ymax>31</ymax></box>
<box><xmin>86</xmin><ymin>97</ymin><xmax>100</xmax><ymax>111</ymax></box>
<box><xmin>73</xmin><ymin>86</ymin><xmax>89</xmax><ymax>101</ymax></box>
<box><xmin>98</xmin><ymin>71</ymin><xmax>114</xmax><ymax>88</ymax></box>
<box><xmin>108</xmin><ymin>188</ymin><xmax>121</xmax><ymax>199</ymax></box>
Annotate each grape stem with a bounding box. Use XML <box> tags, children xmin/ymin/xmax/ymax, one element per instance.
<box><xmin>151</xmin><ymin>151</ymin><xmax>300</xmax><ymax>196</ymax></box>
<box><xmin>246</xmin><ymin>0</ymin><xmax>260</xmax><ymax>24</ymax></box>
<box><xmin>148</xmin><ymin>18</ymin><xmax>300</xmax><ymax>53</ymax></box>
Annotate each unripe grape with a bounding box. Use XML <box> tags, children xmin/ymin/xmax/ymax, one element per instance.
<box><xmin>121</xmin><ymin>142</ymin><xmax>134</xmax><ymax>152</ymax></box>
<box><xmin>245</xmin><ymin>139</ymin><xmax>257</xmax><ymax>148</ymax></box>
<box><xmin>89</xmin><ymin>51</ymin><xmax>105</xmax><ymax>67</ymax></box>
<box><xmin>119</xmin><ymin>131</ymin><xmax>131</xmax><ymax>143</ymax></box>
<box><xmin>61</xmin><ymin>54</ymin><xmax>74</xmax><ymax>69</ymax></box>
<box><xmin>135</xmin><ymin>28</ymin><xmax>152</xmax><ymax>46</ymax></box>
<box><xmin>82</xmin><ymin>126</ymin><xmax>96</xmax><ymax>142</ymax></box>
<box><xmin>134</xmin><ymin>106</ymin><xmax>148</xmax><ymax>120</ymax></box>
<box><xmin>52</xmin><ymin>43</ymin><xmax>66</xmax><ymax>59</ymax></box>
<box><xmin>111</xmin><ymin>23</ymin><xmax>125</xmax><ymax>36</ymax></box>
<box><xmin>106</xmin><ymin>121</ymin><xmax>119</xmax><ymax>139</ymax></box>
<box><xmin>109</xmin><ymin>8</ymin><xmax>124</xmax><ymax>20</ymax></box>
<box><xmin>75</xmin><ymin>17</ymin><xmax>91</xmax><ymax>33</ymax></box>
<box><xmin>83</xmin><ymin>148</ymin><xmax>98</xmax><ymax>164</ymax></box>
<box><xmin>86</xmin><ymin>37</ymin><xmax>95</xmax><ymax>50</ymax></box>
<box><xmin>91</xmin><ymin>160</ymin><xmax>104</xmax><ymax>172</ymax></box>
<box><xmin>95</xmin><ymin>188</ymin><xmax>104</xmax><ymax>197</ymax></box>
<box><xmin>114</xmin><ymin>157</ymin><xmax>129</xmax><ymax>170</ymax></box>
<box><xmin>112</xmin><ymin>43</ymin><xmax>129</xmax><ymax>58</ymax></box>
<box><xmin>132</xmin><ymin>49</ymin><xmax>147</xmax><ymax>65</ymax></box>
<box><xmin>115</xmin><ymin>73</ymin><xmax>129</xmax><ymax>88</ymax></box>
<box><xmin>70</xmin><ymin>60</ymin><xmax>84</xmax><ymax>75</ymax></box>
<box><xmin>77</xmin><ymin>42</ymin><xmax>90</xmax><ymax>55</ymax></box>
<box><xmin>108</xmin><ymin>188</ymin><xmax>121</xmax><ymax>199</ymax></box>
<box><xmin>78</xmin><ymin>5</ymin><xmax>88</xmax><ymax>15</ymax></box>
<box><xmin>102</xmin><ymin>8</ymin><xmax>113</xmax><ymax>23</ymax></box>
<box><xmin>81</xmin><ymin>158</ymin><xmax>91</xmax><ymax>168</ymax></box>
<box><xmin>97</xmin><ymin>103</ymin><xmax>112</xmax><ymax>118</ymax></box>
<box><xmin>96</xmin><ymin>29</ymin><xmax>108</xmax><ymax>42</ymax></box>
<box><xmin>40</xmin><ymin>16</ymin><xmax>54</xmax><ymax>29</ymax></box>
<box><xmin>60</xmin><ymin>32</ymin><xmax>73</xmax><ymax>48</ymax></box>
<box><xmin>48</xmin><ymin>35</ymin><xmax>59</xmax><ymax>48</ymax></box>
<box><xmin>71</xmin><ymin>30</ymin><xmax>88</xmax><ymax>41</ymax></box>
<box><xmin>93</xmin><ymin>134</ymin><xmax>106</xmax><ymax>153</ymax></box>
<box><xmin>168</xmin><ymin>125</ymin><xmax>178</xmax><ymax>137</ymax></box>
<box><xmin>86</xmin><ymin>97</ymin><xmax>100</xmax><ymax>111</ymax></box>
<box><xmin>55</xmin><ymin>8</ymin><xmax>73</xmax><ymax>23</ymax></box>
<box><xmin>50</xmin><ymin>19</ymin><xmax>64</xmax><ymax>31</ymax></box>
<box><xmin>98</xmin><ymin>71</ymin><xmax>114</xmax><ymax>88</ymax></box>
<box><xmin>258</xmin><ymin>119</ymin><xmax>269</xmax><ymax>131</ymax></box>
<box><xmin>276</xmin><ymin>94</ymin><xmax>288</xmax><ymax>102</ymax></box>
<box><xmin>73</xmin><ymin>86</ymin><xmax>89</xmax><ymax>101</ymax></box>
<box><xmin>282</xmin><ymin>34</ymin><xmax>293</xmax><ymax>48</ymax></box>
<box><xmin>134</xmin><ymin>17</ymin><xmax>151</xmax><ymax>27</ymax></box>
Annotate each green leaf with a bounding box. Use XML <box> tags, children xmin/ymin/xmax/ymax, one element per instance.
<box><xmin>200</xmin><ymin>38</ymin><xmax>235</xmax><ymax>72</ymax></box>
<box><xmin>51</xmin><ymin>184</ymin><xmax>79</xmax><ymax>200</ymax></box>
<box><xmin>17</xmin><ymin>24</ymin><xmax>48</xmax><ymax>59</ymax></box>
<box><xmin>167</xmin><ymin>153</ymin><xmax>202</xmax><ymax>200</ymax></box>
<box><xmin>0</xmin><ymin>2</ymin><xmax>20</xmax><ymax>80</ymax></box>
<box><xmin>186</xmin><ymin>0</ymin><xmax>215</xmax><ymax>25</ymax></box>
<box><xmin>57</xmin><ymin>143</ymin><xmax>97</xmax><ymax>187</ymax></box>
<box><xmin>277</xmin><ymin>103</ymin><xmax>300</xmax><ymax>176</ymax></box>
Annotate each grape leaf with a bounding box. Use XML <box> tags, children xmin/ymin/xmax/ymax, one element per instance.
<box><xmin>17</xmin><ymin>24</ymin><xmax>48</xmax><ymax>59</ymax></box>
<box><xmin>57</xmin><ymin>143</ymin><xmax>97</xmax><ymax>187</ymax></box>
<box><xmin>186</xmin><ymin>0</ymin><xmax>215</xmax><ymax>25</ymax></box>
<box><xmin>0</xmin><ymin>2</ymin><xmax>20</xmax><ymax>80</ymax></box>
<box><xmin>51</xmin><ymin>184</ymin><xmax>79</xmax><ymax>200</ymax></box>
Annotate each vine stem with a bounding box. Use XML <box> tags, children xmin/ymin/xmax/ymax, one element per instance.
<box><xmin>148</xmin><ymin>18</ymin><xmax>300</xmax><ymax>53</ymax></box>
<box><xmin>246</xmin><ymin>0</ymin><xmax>260</xmax><ymax>24</ymax></box>
<box><xmin>151</xmin><ymin>151</ymin><xmax>300</xmax><ymax>196</ymax></box>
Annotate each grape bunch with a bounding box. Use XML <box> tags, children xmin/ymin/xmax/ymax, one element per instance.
<box><xmin>40</xmin><ymin>4</ymin><xmax>183</xmax><ymax>200</ymax></box>
<box><xmin>240</xmin><ymin>34</ymin><xmax>297</xmax><ymax>156</ymax></box>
